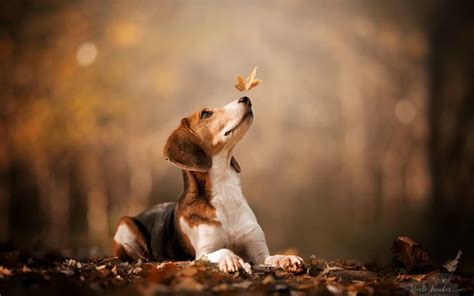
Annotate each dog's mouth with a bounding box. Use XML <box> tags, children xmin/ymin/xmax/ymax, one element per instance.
<box><xmin>224</xmin><ymin>110</ymin><xmax>253</xmax><ymax>137</ymax></box>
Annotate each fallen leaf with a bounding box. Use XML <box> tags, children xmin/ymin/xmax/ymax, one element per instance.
<box><xmin>396</xmin><ymin>274</ymin><xmax>427</xmax><ymax>282</ymax></box>
<box><xmin>128</xmin><ymin>265</ymin><xmax>142</xmax><ymax>275</ymax></box>
<box><xmin>395</xmin><ymin>270</ymin><xmax>439</xmax><ymax>282</ymax></box>
<box><xmin>144</xmin><ymin>262</ymin><xmax>178</xmax><ymax>284</ymax></box>
<box><xmin>262</xmin><ymin>274</ymin><xmax>275</xmax><ymax>285</ymax></box>
<box><xmin>64</xmin><ymin>258</ymin><xmax>82</xmax><ymax>269</ymax></box>
<box><xmin>0</xmin><ymin>266</ymin><xmax>12</xmax><ymax>277</ymax></box>
<box><xmin>172</xmin><ymin>277</ymin><xmax>204</xmax><ymax>292</ymax></box>
<box><xmin>296</xmin><ymin>282</ymin><xmax>314</xmax><ymax>290</ymax></box>
<box><xmin>335</xmin><ymin>259</ymin><xmax>366</xmax><ymax>270</ymax></box>
<box><xmin>111</xmin><ymin>265</ymin><xmax>118</xmax><ymax>275</ymax></box>
<box><xmin>95</xmin><ymin>264</ymin><xmax>106</xmax><ymax>271</ymax></box>
<box><xmin>320</xmin><ymin>261</ymin><xmax>344</xmax><ymax>277</ymax></box>
<box><xmin>232</xmin><ymin>280</ymin><xmax>253</xmax><ymax>289</ymax></box>
<box><xmin>179</xmin><ymin>266</ymin><xmax>197</xmax><ymax>277</ymax></box>
<box><xmin>235</xmin><ymin>67</ymin><xmax>262</xmax><ymax>91</ymax></box>
<box><xmin>60</xmin><ymin>269</ymin><xmax>74</xmax><ymax>276</ymax></box>
<box><xmin>326</xmin><ymin>283</ymin><xmax>342</xmax><ymax>294</ymax></box>
<box><xmin>21</xmin><ymin>265</ymin><xmax>32</xmax><ymax>273</ymax></box>
<box><xmin>444</xmin><ymin>250</ymin><xmax>462</xmax><ymax>273</ymax></box>
<box><xmin>207</xmin><ymin>270</ymin><xmax>227</xmax><ymax>281</ymax></box>
<box><xmin>392</xmin><ymin>236</ymin><xmax>429</xmax><ymax>271</ymax></box>
<box><xmin>347</xmin><ymin>282</ymin><xmax>374</xmax><ymax>295</ymax></box>
<box><xmin>275</xmin><ymin>268</ymin><xmax>289</xmax><ymax>277</ymax></box>
<box><xmin>212</xmin><ymin>283</ymin><xmax>229</xmax><ymax>292</ymax></box>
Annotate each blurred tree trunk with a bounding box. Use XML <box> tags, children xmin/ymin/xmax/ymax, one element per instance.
<box><xmin>7</xmin><ymin>159</ymin><xmax>46</xmax><ymax>248</ymax></box>
<box><xmin>428</xmin><ymin>0</ymin><xmax>474</xmax><ymax>261</ymax></box>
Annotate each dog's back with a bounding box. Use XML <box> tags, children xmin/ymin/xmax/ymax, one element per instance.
<box><xmin>113</xmin><ymin>202</ymin><xmax>192</xmax><ymax>261</ymax></box>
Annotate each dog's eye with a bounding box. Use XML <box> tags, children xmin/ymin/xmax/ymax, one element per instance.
<box><xmin>200</xmin><ymin>110</ymin><xmax>213</xmax><ymax>119</ymax></box>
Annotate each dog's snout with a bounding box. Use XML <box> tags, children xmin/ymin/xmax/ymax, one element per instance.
<box><xmin>238</xmin><ymin>96</ymin><xmax>251</xmax><ymax>106</ymax></box>
<box><xmin>238</xmin><ymin>96</ymin><xmax>249</xmax><ymax>103</ymax></box>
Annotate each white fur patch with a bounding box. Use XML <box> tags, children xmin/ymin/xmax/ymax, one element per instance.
<box><xmin>205</xmin><ymin>248</ymin><xmax>252</xmax><ymax>273</ymax></box>
<box><xmin>114</xmin><ymin>223</ymin><xmax>139</xmax><ymax>252</ymax></box>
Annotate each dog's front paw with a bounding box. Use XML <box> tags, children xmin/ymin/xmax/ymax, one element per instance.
<box><xmin>265</xmin><ymin>255</ymin><xmax>304</xmax><ymax>271</ymax></box>
<box><xmin>205</xmin><ymin>249</ymin><xmax>251</xmax><ymax>274</ymax></box>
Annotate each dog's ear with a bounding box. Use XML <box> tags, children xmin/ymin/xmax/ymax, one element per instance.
<box><xmin>230</xmin><ymin>156</ymin><xmax>241</xmax><ymax>173</ymax></box>
<box><xmin>163</xmin><ymin>118</ymin><xmax>212</xmax><ymax>172</ymax></box>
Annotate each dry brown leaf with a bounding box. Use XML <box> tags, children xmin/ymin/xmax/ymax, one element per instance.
<box><xmin>0</xmin><ymin>266</ymin><xmax>12</xmax><ymax>277</ymax></box>
<box><xmin>326</xmin><ymin>283</ymin><xmax>342</xmax><ymax>294</ymax></box>
<box><xmin>111</xmin><ymin>265</ymin><xmax>117</xmax><ymax>275</ymax></box>
<box><xmin>145</xmin><ymin>262</ymin><xmax>178</xmax><ymax>284</ymax></box>
<box><xmin>249</xmin><ymin>79</ymin><xmax>261</xmax><ymax>90</ymax></box>
<box><xmin>395</xmin><ymin>274</ymin><xmax>426</xmax><ymax>282</ymax></box>
<box><xmin>395</xmin><ymin>270</ymin><xmax>439</xmax><ymax>282</ymax></box>
<box><xmin>246</xmin><ymin>67</ymin><xmax>257</xmax><ymax>89</ymax></box>
<box><xmin>21</xmin><ymin>265</ymin><xmax>32</xmax><ymax>273</ymax></box>
<box><xmin>346</xmin><ymin>282</ymin><xmax>375</xmax><ymax>295</ymax></box>
<box><xmin>172</xmin><ymin>277</ymin><xmax>204</xmax><ymax>292</ymax></box>
<box><xmin>212</xmin><ymin>283</ymin><xmax>229</xmax><ymax>292</ymax></box>
<box><xmin>235</xmin><ymin>67</ymin><xmax>262</xmax><ymax>91</ymax></box>
<box><xmin>207</xmin><ymin>270</ymin><xmax>227</xmax><ymax>281</ymax></box>
<box><xmin>179</xmin><ymin>266</ymin><xmax>198</xmax><ymax>277</ymax></box>
<box><xmin>235</xmin><ymin>76</ymin><xmax>246</xmax><ymax>91</ymax></box>
<box><xmin>444</xmin><ymin>250</ymin><xmax>462</xmax><ymax>273</ymax></box>
<box><xmin>392</xmin><ymin>236</ymin><xmax>429</xmax><ymax>271</ymax></box>
<box><xmin>262</xmin><ymin>274</ymin><xmax>275</xmax><ymax>285</ymax></box>
<box><xmin>296</xmin><ymin>282</ymin><xmax>314</xmax><ymax>290</ymax></box>
<box><xmin>232</xmin><ymin>280</ymin><xmax>253</xmax><ymax>289</ymax></box>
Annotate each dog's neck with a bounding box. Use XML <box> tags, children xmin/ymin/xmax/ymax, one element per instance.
<box><xmin>209</xmin><ymin>151</ymin><xmax>235</xmax><ymax>181</ymax></box>
<box><xmin>180</xmin><ymin>150</ymin><xmax>241</xmax><ymax>202</ymax></box>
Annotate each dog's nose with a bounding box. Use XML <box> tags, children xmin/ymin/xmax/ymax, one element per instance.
<box><xmin>239</xmin><ymin>96</ymin><xmax>251</xmax><ymax>106</ymax></box>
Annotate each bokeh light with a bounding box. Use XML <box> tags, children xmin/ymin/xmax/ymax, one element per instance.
<box><xmin>76</xmin><ymin>42</ymin><xmax>98</xmax><ymax>67</ymax></box>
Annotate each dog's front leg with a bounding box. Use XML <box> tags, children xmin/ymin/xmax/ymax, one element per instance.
<box><xmin>199</xmin><ymin>248</ymin><xmax>251</xmax><ymax>273</ymax></box>
<box><xmin>243</xmin><ymin>225</ymin><xmax>304</xmax><ymax>271</ymax></box>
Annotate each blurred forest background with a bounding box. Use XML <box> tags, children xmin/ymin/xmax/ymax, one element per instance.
<box><xmin>0</xmin><ymin>0</ymin><xmax>473</xmax><ymax>268</ymax></box>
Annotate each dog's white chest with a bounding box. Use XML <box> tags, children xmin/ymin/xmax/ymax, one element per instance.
<box><xmin>210</xmin><ymin>171</ymin><xmax>258</xmax><ymax>233</ymax></box>
<box><xmin>179</xmin><ymin>160</ymin><xmax>260</xmax><ymax>258</ymax></box>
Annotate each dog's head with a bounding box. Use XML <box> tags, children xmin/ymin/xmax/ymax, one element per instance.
<box><xmin>163</xmin><ymin>96</ymin><xmax>253</xmax><ymax>172</ymax></box>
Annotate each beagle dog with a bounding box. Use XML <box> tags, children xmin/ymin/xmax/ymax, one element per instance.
<box><xmin>112</xmin><ymin>96</ymin><xmax>303</xmax><ymax>272</ymax></box>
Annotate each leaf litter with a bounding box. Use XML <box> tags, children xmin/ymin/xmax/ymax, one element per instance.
<box><xmin>0</xmin><ymin>236</ymin><xmax>473</xmax><ymax>295</ymax></box>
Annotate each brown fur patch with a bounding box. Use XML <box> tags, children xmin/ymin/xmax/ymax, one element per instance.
<box><xmin>163</xmin><ymin>118</ymin><xmax>212</xmax><ymax>172</ymax></box>
<box><xmin>176</xmin><ymin>170</ymin><xmax>221</xmax><ymax>228</ymax></box>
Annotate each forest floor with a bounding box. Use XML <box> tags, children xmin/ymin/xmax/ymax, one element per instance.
<box><xmin>1</xmin><ymin>247</ymin><xmax>474</xmax><ymax>296</ymax></box>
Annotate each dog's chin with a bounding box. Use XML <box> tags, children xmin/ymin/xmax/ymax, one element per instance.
<box><xmin>228</xmin><ymin>113</ymin><xmax>252</xmax><ymax>143</ymax></box>
<box><xmin>224</xmin><ymin>110</ymin><xmax>253</xmax><ymax>134</ymax></box>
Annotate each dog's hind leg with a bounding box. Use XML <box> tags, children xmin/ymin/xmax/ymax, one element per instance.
<box><xmin>112</xmin><ymin>216</ymin><xmax>149</xmax><ymax>261</ymax></box>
